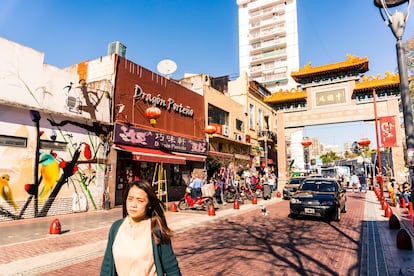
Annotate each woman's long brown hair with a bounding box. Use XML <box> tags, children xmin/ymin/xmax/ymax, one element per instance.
<box><xmin>122</xmin><ymin>180</ymin><xmax>174</xmax><ymax>244</ymax></box>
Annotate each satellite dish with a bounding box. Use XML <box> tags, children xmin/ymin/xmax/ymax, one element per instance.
<box><xmin>157</xmin><ymin>59</ymin><xmax>177</xmax><ymax>78</ymax></box>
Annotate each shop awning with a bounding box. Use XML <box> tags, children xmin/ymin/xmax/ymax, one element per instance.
<box><xmin>209</xmin><ymin>150</ymin><xmax>233</xmax><ymax>159</ymax></box>
<box><xmin>115</xmin><ymin>145</ymin><xmax>186</xmax><ymax>164</ymax></box>
<box><xmin>234</xmin><ymin>153</ymin><xmax>250</xmax><ymax>160</ymax></box>
<box><xmin>172</xmin><ymin>152</ymin><xmax>207</xmax><ymax>162</ymax></box>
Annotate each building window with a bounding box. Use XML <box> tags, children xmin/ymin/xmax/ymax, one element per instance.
<box><xmin>236</xmin><ymin>119</ymin><xmax>244</xmax><ymax>132</ymax></box>
<box><xmin>40</xmin><ymin>140</ymin><xmax>68</xmax><ymax>151</ymax></box>
<box><xmin>249</xmin><ymin>103</ymin><xmax>255</xmax><ymax>129</ymax></box>
<box><xmin>0</xmin><ymin>135</ymin><xmax>27</xmax><ymax>148</ymax></box>
<box><xmin>258</xmin><ymin>108</ymin><xmax>263</xmax><ymax>131</ymax></box>
<box><xmin>208</xmin><ymin>104</ymin><xmax>228</xmax><ymax>125</ymax></box>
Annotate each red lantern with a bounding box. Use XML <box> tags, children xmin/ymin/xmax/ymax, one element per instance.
<box><xmin>358</xmin><ymin>137</ymin><xmax>371</xmax><ymax>147</ymax></box>
<box><xmin>204</xmin><ymin>125</ymin><xmax>217</xmax><ymax>138</ymax></box>
<box><xmin>301</xmin><ymin>139</ymin><xmax>312</xmax><ymax>147</ymax></box>
<box><xmin>144</xmin><ymin>106</ymin><xmax>162</xmax><ymax>126</ymax></box>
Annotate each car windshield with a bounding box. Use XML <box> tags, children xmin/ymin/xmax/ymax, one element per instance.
<box><xmin>289</xmin><ymin>178</ymin><xmax>304</xmax><ymax>185</ymax></box>
<box><xmin>300</xmin><ymin>180</ymin><xmax>336</xmax><ymax>192</ymax></box>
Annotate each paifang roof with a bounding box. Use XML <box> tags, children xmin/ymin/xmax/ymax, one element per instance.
<box><xmin>353</xmin><ymin>71</ymin><xmax>400</xmax><ymax>92</ymax></box>
<box><xmin>263</xmin><ymin>88</ymin><xmax>306</xmax><ymax>104</ymax></box>
<box><xmin>291</xmin><ymin>54</ymin><xmax>369</xmax><ymax>84</ymax></box>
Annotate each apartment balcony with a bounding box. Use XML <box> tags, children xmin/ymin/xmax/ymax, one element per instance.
<box><xmin>250</xmin><ymin>37</ymin><xmax>287</xmax><ymax>55</ymax></box>
<box><xmin>249</xmin><ymin>25</ymin><xmax>286</xmax><ymax>43</ymax></box>
<box><xmin>250</xmin><ymin>49</ymin><xmax>287</xmax><ymax>64</ymax></box>
<box><xmin>248</xmin><ymin>3</ymin><xmax>286</xmax><ymax>20</ymax></box>
<box><xmin>249</xmin><ymin>14</ymin><xmax>286</xmax><ymax>31</ymax></box>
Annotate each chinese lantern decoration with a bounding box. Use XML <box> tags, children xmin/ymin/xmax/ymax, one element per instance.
<box><xmin>301</xmin><ymin>139</ymin><xmax>312</xmax><ymax>147</ymax></box>
<box><xmin>145</xmin><ymin>106</ymin><xmax>162</xmax><ymax>126</ymax></box>
<box><xmin>204</xmin><ymin>125</ymin><xmax>217</xmax><ymax>138</ymax></box>
<box><xmin>358</xmin><ymin>137</ymin><xmax>371</xmax><ymax>147</ymax></box>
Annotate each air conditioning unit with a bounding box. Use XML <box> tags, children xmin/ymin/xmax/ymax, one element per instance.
<box><xmin>222</xmin><ymin>125</ymin><xmax>229</xmax><ymax>137</ymax></box>
<box><xmin>234</xmin><ymin>134</ymin><xmax>245</xmax><ymax>142</ymax></box>
<box><xmin>66</xmin><ymin>96</ymin><xmax>82</xmax><ymax>114</ymax></box>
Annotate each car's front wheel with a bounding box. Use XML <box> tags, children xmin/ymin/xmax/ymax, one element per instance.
<box><xmin>289</xmin><ymin>212</ymin><xmax>298</xmax><ymax>219</ymax></box>
<box><xmin>332</xmin><ymin>207</ymin><xmax>341</xmax><ymax>221</ymax></box>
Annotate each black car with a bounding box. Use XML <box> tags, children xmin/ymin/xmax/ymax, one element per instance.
<box><xmin>289</xmin><ymin>178</ymin><xmax>347</xmax><ymax>221</ymax></box>
<box><xmin>283</xmin><ymin>177</ymin><xmax>306</xmax><ymax>199</ymax></box>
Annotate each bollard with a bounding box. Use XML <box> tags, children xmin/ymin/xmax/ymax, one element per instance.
<box><xmin>170</xmin><ymin>202</ymin><xmax>177</xmax><ymax>212</ymax></box>
<box><xmin>396</xmin><ymin>229</ymin><xmax>413</xmax><ymax>250</ymax></box>
<box><xmin>389</xmin><ymin>214</ymin><xmax>401</xmax><ymax>229</ymax></box>
<box><xmin>233</xmin><ymin>200</ymin><xmax>240</xmax><ymax>210</ymax></box>
<box><xmin>49</xmin><ymin>218</ymin><xmax>61</xmax><ymax>235</ymax></box>
<box><xmin>276</xmin><ymin>191</ymin><xmax>281</xmax><ymax>198</ymax></box>
<box><xmin>409</xmin><ymin>202</ymin><xmax>413</xmax><ymax>217</ymax></box>
<box><xmin>252</xmin><ymin>196</ymin><xmax>257</xmax><ymax>204</ymax></box>
<box><xmin>208</xmin><ymin>204</ymin><xmax>216</xmax><ymax>216</ymax></box>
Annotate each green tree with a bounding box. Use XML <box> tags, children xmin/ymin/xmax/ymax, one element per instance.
<box><xmin>320</xmin><ymin>151</ymin><xmax>340</xmax><ymax>164</ymax></box>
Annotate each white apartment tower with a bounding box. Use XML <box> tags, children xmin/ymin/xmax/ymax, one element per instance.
<box><xmin>237</xmin><ymin>0</ymin><xmax>299</xmax><ymax>93</ymax></box>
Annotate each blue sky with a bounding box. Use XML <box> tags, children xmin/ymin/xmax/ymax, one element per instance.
<box><xmin>1</xmin><ymin>0</ymin><xmax>413</xmax><ymax>149</ymax></box>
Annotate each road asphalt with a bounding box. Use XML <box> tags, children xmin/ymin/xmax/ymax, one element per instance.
<box><xmin>0</xmin><ymin>190</ymin><xmax>413</xmax><ymax>275</ymax></box>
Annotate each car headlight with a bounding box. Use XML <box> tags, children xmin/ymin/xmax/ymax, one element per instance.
<box><xmin>290</xmin><ymin>198</ymin><xmax>300</xmax><ymax>204</ymax></box>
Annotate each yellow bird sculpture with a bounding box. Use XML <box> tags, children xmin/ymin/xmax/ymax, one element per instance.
<box><xmin>0</xmin><ymin>174</ymin><xmax>18</xmax><ymax>210</ymax></box>
<box><xmin>39</xmin><ymin>153</ymin><xmax>60</xmax><ymax>201</ymax></box>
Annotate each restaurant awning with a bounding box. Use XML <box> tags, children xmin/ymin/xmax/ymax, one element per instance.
<box><xmin>115</xmin><ymin>145</ymin><xmax>186</xmax><ymax>164</ymax></box>
<box><xmin>172</xmin><ymin>152</ymin><xmax>207</xmax><ymax>162</ymax></box>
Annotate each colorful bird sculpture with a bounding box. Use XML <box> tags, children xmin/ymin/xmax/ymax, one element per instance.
<box><xmin>0</xmin><ymin>174</ymin><xmax>18</xmax><ymax>210</ymax></box>
<box><xmin>39</xmin><ymin>153</ymin><xmax>60</xmax><ymax>201</ymax></box>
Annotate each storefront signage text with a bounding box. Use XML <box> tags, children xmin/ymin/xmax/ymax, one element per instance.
<box><xmin>134</xmin><ymin>84</ymin><xmax>194</xmax><ymax>117</ymax></box>
<box><xmin>114</xmin><ymin>123</ymin><xmax>207</xmax><ymax>154</ymax></box>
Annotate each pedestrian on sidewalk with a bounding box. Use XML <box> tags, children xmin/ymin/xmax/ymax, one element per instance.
<box><xmin>351</xmin><ymin>172</ymin><xmax>359</xmax><ymax>193</ymax></box>
<box><xmin>359</xmin><ymin>174</ymin><xmax>367</xmax><ymax>193</ymax></box>
<box><xmin>100</xmin><ymin>180</ymin><xmax>181</xmax><ymax>276</ymax></box>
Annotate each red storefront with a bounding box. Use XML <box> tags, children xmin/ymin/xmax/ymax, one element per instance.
<box><xmin>109</xmin><ymin>56</ymin><xmax>208</xmax><ymax>205</ymax></box>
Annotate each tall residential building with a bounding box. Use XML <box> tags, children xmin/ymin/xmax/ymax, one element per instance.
<box><xmin>237</xmin><ymin>0</ymin><xmax>299</xmax><ymax>93</ymax></box>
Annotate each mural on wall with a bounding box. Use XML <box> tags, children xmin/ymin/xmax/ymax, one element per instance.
<box><xmin>0</xmin><ymin>79</ymin><xmax>112</xmax><ymax>220</ymax></box>
<box><xmin>0</xmin><ymin>120</ymin><xmax>103</xmax><ymax>220</ymax></box>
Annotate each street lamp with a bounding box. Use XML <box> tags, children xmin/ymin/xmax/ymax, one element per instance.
<box><xmin>29</xmin><ymin>110</ymin><xmax>41</xmax><ymax>217</ymax></box>
<box><xmin>358</xmin><ymin>137</ymin><xmax>371</xmax><ymax>179</ymax></box>
<box><xmin>263</xmin><ymin>114</ymin><xmax>270</xmax><ymax>177</ymax></box>
<box><xmin>374</xmin><ymin>0</ymin><xmax>414</xmax><ymax>161</ymax></box>
<box><xmin>301</xmin><ymin>138</ymin><xmax>312</xmax><ymax>175</ymax></box>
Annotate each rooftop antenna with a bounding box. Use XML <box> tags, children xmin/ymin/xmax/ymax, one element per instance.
<box><xmin>157</xmin><ymin>59</ymin><xmax>177</xmax><ymax>79</ymax></box>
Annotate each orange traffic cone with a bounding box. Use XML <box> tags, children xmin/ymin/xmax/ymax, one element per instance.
<box><xmin>385</xmin><ymin>206</ymin><xmax>393</xmax><ymax>218</ymax></box>
<box><xmin>49</xmin><ymin>218</ymin><xmax>61</xmax><ymax>235</ymax></box>
<box><xmin>170</xmin><ymin>202</ymin><xmax>177</xmax><ymax>212</ymax></box>
<box><xmin>252</xmin><ymin>196</ymin><xmax>257</xmax><ymax>204</ymax></box>
<box><xmin>208</xmin><ymin>204</ymin><xmax>216</xmax><ymax>216</ymax></box>
<box><xmin>400</xmin><ymin>197</ymin><xmax>406</xmax><ymax>208</ymax></box>
<box><xmin>233</xmin><ymin>200</ymin><xmax>240</xmax><ymax>210</ymax></box>
<box><xmin>381</xmin><ymin>200</ymin><xmax>388</xmax><ymax>210</ymax></box>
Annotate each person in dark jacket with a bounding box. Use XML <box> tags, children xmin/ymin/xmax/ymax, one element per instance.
<box><xmin>100</xmin><ymin>180</ymin><xmax>181</xmax><ymax>276</ymax></box>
